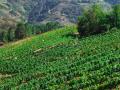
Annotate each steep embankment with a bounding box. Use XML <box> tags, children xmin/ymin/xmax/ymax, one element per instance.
<box><xmin>0</xmin><ymin>26</ymin><xmax>120</xmax><ymax>89</ymax></box>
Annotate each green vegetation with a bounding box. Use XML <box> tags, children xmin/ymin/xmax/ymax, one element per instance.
<box><xmin>111</xmin><ymin>5</ymin><xmax>120</xmax><ymax>28</ymax></box>
<box><xmin>0</xmin><ymin>25</ymin><xmax>119</xmax><ymax>89</ymax></box>
<box><xmin>15</xmin><ymin>23</ymin><xmax>26</xmax><ymax>39</ymax></box>
<box><xmin>78</xmin><ymin>5</ymin><xmax>120</xmax><ymax>37</ymax></box>
<box><xmin>0</xmin><ymin>22</ymin><xmax>62</xmax><ymax>43</ymax></box>
<box><xmin>0</xmin><ymin>3</ymin><xmax>120</xmax><ymax>90</ymax></box>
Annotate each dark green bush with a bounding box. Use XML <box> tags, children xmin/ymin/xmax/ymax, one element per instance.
<box><xmin>78</xmin><ymin>4</ymin><xmax>120</xmax><ymax>37</ymax></box>
<box><xmin>78</xmin><ymin>5</ymin><xmax>109</xmax><ymax>37</ymax></box>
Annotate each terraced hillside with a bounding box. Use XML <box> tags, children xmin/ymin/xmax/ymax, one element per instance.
<box><xmin>0</xmin><ymin>26</ymin><xmax>120</xmax><ymax>89</ymax></box>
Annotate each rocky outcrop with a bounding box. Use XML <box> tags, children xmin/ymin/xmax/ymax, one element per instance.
<box><xmin>27</xmin><ymin>0</ymin><xmax>110</xmax><ymax>23</ymax></box>
<box><xmin>28</xmin><ymin>0</ymin><xmax>81</xmax><ymax>23</ymax></box>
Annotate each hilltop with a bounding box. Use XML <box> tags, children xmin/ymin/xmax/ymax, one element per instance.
<box><xmin>0</xmin><ymin>26</ymin><xmax>120</xmax><ymax>89</ymax></box>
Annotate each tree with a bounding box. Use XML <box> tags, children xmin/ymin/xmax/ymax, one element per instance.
<box><xmin>46</xmin><ymin>22</ymin><xmax>61</xmax><ymax>31</ymax></box>
<box><xmin>24</xmin><ymin>23</ymin><xmax>35</xmax><ymax>36</ymax></box>
<box><xmin>78</xmin><ymin>5</ymin><xmax>109</xmax><ymax>37</ymax></box>
<box><xmin>15</xmin><ymin>23</ymin><xmax>26</xmax><ymax>39</ymax></box>
<box><xmin>7</xmin><ymin>28</ymin><xmax>15</xmax><ymax>41</ymax></box>
<box><xmin>112</xmin><ymin>5</ymin><xmax>120</xmax><ymax>28</ymax></box>
<box><xmin>1</xmin><ymin>31</ymin><xmax>8</xmax><ymax>42</ymax></box>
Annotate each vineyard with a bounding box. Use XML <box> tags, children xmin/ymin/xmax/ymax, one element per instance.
<box><xmin>0</xmin><ymin>26</ymin><xmax>120</xmax><ymax>89</ymax></box>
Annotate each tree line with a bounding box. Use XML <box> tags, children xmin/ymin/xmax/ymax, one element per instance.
<box><xmin>78</xmin><ymin>4</ymin><xmax>120</xmax><ymax>37</ymax></box>
<box><xmin>0</xmin><ymin>22</ymin><xmax>62</xmax><ymax>44</ymax></box>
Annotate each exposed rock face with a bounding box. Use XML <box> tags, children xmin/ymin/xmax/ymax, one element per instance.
<box><xmin>27</xmin><ymin>0</ymin><xmax>106</xmax><ymax>23</ymax></box>
<box><xmin>28</xmin><ymin>0</ymin><xmax>82</xmax><ymax>23</ymax></box>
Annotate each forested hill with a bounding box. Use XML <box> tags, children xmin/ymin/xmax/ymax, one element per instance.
<box><xmin>0</xmin><ymin>0</ymin><xmax>119</xmax><ymax>27</ymax></box>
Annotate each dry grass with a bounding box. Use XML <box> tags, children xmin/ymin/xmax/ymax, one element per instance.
<box><xmin>0</xmin><ymin>73</ymin><xmax>12</xmax><ymax>79</ymax></box>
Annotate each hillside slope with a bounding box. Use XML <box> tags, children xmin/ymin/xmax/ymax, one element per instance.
<box><xmin>0</xmin><ymin>0</ymin><xmax>114</xmax><ymax>28</ymax></box>
<box><xmin>0</xmin><ymin>26</ymin><xmax>120</xmax><ymax>89</ymax></box>
<box><xmin>0</xmin><ymin>0</ymin><xmax>26</xmax><ymax>29</ymax></box>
